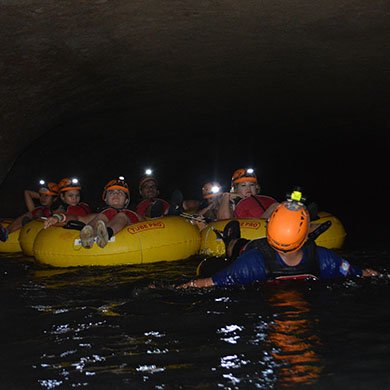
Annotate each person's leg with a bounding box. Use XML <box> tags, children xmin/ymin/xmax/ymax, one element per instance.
<box><xmin>7</xmin><ymin>212</ymin><xmax>32</xmax><ymax>234</ymax></box>
<box><xmin>96</xmin><ymin>213</ymin><xmax>130</xmax><ymax>248</ymax></box>
<box><xmin>80</xmin><ymin>213</ymin><xmax>109</xmax><ymax>249</ymax></box>
<box><xmin>78</xmin><ymin>213</ymin><xmax>98</xmax><ymax>224</ymax></box>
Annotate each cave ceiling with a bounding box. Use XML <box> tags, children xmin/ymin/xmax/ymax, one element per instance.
<box><xmin>1</xmin><ymin>0</ymin><xmax>389</xmax><ymax>211</ymax></box>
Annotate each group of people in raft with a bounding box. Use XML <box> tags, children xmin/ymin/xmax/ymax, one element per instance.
<box><xmin>0</xmin><ymin>168</ymin><xmax>379</xmax><ymax>286</ymax></box>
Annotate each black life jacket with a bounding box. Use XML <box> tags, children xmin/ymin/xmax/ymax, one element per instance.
<box><xmin>245</xmin><ymin>238</ymin><xmax>320</xmax><ymax>280</ymax></box>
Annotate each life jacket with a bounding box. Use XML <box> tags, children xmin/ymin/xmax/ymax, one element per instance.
<box><xmin>246</xmin><ymin>237</ymin><xmax>320</xmax><ymax>281</ymax></box>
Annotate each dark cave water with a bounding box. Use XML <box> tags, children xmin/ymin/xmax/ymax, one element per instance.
<box><xmin>1</xmin><ymin>248</ymin><xmax>390</xmax><ymax>389</ymax></box>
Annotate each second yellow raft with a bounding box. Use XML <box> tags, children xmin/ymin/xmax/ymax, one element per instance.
<box><xmin>199</xmin><ymin>211</ymin><xmax>347</xmax><ymax>257</ymax></box>
<box><xmin>0</xmin><ymin>219</ymin><xmax>22</xmax><ymax>253</ymax></box>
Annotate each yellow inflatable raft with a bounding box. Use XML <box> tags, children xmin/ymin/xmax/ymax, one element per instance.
<box><xmin>19</xmin><ymin>219</ymin><xmax>45</xmax><ymax>257</ymax></box>
<box><xmin>33</xmin><ymin>216</ymin><xmax>201</xmax><ymax>267</ymax></box>
<box><xmin>199</xmin><ymin>211</ymin><xmax>347</xmax><ymax>257</ymax></box>
<box><xmin>0</xmin><ymin>219</ymin><xmax>22</xmax><ymax>253</ymax></box>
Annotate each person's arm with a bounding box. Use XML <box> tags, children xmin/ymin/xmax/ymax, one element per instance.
<box><xmin>216</xmin><ymin>193</ymin><xmax>235</xmax><ymax>220</ymax></box>
<box><xmin>43</xmin><ymin>213</ymin><xmax>67</xmax><ymax>229</ymax></box>
<box><xmin>24</xmin><ymin>190</ymin><xmax>39</xmax><ymax>212</ymax></box>
<box><xmin>362</xmin><ymin>268</ymin><xmax>380</xmax><ymax>277</ymax></box>
<box><xmin>178</xmin><ymin>248</ymin><xmax>268</xmax><ymax>289</ymax></box>
<box><xmin>177</xmin><ymin>277</ymin><xmax>214</xmax><ymax>289</ymax></box>
<box><xmin>317</xmin><ymin>247</ymin><xmax>380</xmax><ymax>279</ymax></box>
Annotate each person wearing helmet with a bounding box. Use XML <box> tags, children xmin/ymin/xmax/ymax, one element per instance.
<box><xmin>79</xmin><ymin>177</ymin><xmax>143</xmax><ymax>249</ymax></box>
<box><xmin>135</xmin><ymin>174</ymin><xmax>171</xmax><ymax>218</ymax></box>
<box><xmin>217</xmin><ymin>168</ymin><xmax>279</xmax><ymax>220</ymax></box>
<box><xmin>179</xmin><ymin>181</ymin><xmax>224</xmax><ymax>230</ymax></box>
<box><xmin>0</xmin><ymin>180</ymin><xmax>59</xmax><ymax>242</ymax></box>
<box><xmin>176</xmin><ymin>199</ymin><xmax>379</xmax><ymax>289</ymax></box>
<box><xmin>43</xmin><ymin>177</ymin><xmax>91</xmax><ymax>229</ymax></box>
<box><xmin>197</xmin><ymin>182</ymin><xmax>223</xmax><ymax>220</ymax></box>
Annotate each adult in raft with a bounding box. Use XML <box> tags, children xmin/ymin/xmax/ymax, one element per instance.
<box><xmin>0</xmin><ymin>180</ymin><xmax>58</xmax><ymax>242</ymax></box>
<box><xmin>135</xmin><ymin>171</ymin><xmax>171</xmax><ymax>218</ymax></box>
<box><xmin>180</xmin><ymin>181</ymin><xmax>224</xmax><ymax>230</ymax></box>
<box><xmin>43</xmin><ymin>177</ymin><xmax>91</xmax><ymax>228</ymax></box>
<box><xmin>216</xmin><ymin>168</ymin><xmax>278</xmax><ymax>220</ymax></box>
<box><xmin>178</xmin><ymin>196</ymin><xmax>379</xmax><ymax>288</ymax></box>
<box><xmin>79</xmin><ymin>177</ymin><xmax>143</xmax><ymax>248</ymax></box>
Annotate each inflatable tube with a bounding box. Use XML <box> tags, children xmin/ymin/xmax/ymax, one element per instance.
<box><xmin>19</xmin><ymin>219</ymin><xmax>45</xmax><ymax>257</ymax></box>
<box><xmin>33</xmin><ymin>216</ymin><xmax>201</xmax><ymax>267</ymax></box>
<box><xmin>199</xmin><ymin>211</ymin><xmax>347</xmax><ymax>257</ymax></box>
<box><xmin>0</xmin><ymin>219</ymin><xmax>22</xmax><ymax>253</ymax></box>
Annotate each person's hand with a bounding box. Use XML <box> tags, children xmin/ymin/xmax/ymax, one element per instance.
<box><xmin>43</xmin><ymin>214</ymin><xmax>66</xmax><ymax>229</ymax></box>
<box><xmin>228</xmin><ymin>192</ymin><xmax>242</xmax><ymax>201</ymax></box>
<box><xmin>362</xmin><ymin>268</ymin><xmax>380</xmax><ymax>277</ymax></box>
<box><xmin>221</xmin><ymin>192</ymin><xmax>241</xmax><ymax>202</ymax></box>
<box><xmin>43</xmin><ymin>216</ymin><xmax>58</xmax><ymax>229</ymax></box>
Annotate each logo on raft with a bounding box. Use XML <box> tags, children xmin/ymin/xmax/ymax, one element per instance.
<box><xmin>127</xmin><ymin>221</ymin><xmax>166</xmax><ymax>234</ymax></box>
<box><xmin>240</xmin><ymin>221</ymin><xmax>262</xmax><ymax>230</ymax></box>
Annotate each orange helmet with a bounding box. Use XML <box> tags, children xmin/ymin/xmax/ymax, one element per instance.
<box><xmin>38</xmin><ymin>180</ymin><xmax>58</xmax><ymax>196</ymax></box>
<box><xmin>231</xmin><ymin>168</ymin><xmax>257</xmax><ymax>187</ymax></box>
<box><xmin>202</xmin><ymin>182</ymin><xmax>222</xmax><ymax>199</ymax></box>
<box><xmin>58</xmin><ymin>177</ymin><xmax>81</xmax><ymax>192</ymax></box>
<box><xmin>266</xmin><ymin>201</ymin><xmax>309</xmax><ymax>253</ymax></box>
<box><xmin>102</xmin><ymin>177</ymin><xmax>129</xmax><ymax>200</ymax></box>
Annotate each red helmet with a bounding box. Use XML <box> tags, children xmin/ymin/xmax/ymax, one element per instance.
<box><xmin>102</xmin><ymin>177</ymin><xmax>129</xmax><ymax>200</ymax></box>
<box><xmin>267</xmin><ymin>201</ymin><xmax>309</xmax><ymax>253</ymax></box>
<box><xmin>58</xmin><ymin>177</ymin><xmax>81</xmax><ymax>192</ymax></box>
<box><xmin>202</xmin><ymin>182</ymin><xmax>222</xmax><ymax>199</ymax></box>
<box><xmin>231</xmin><ymin>168</ymin><xmax>257</xmax><ymax>187</ymax></box>
<box><xmin>38</xmin><ymin>181</ymin><xmax>58</xmax><ymax>196</ymax></box>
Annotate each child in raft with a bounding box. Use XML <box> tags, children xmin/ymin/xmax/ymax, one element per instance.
<box><xmin>43</xmin><ymin>177</ymin><xmax>91</xmax><ymax>228</ymax></box>
<box><xmin>0</xmin><ymin>180</ymin><xmax>58</xmax><ymax>242</ymax></box>
<box><xmin>79</xmin><ymin>177</ymin><xmax>143</xmax><ymax>249</ymax></box>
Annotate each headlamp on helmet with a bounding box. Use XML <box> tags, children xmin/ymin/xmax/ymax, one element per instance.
<box><xmin>139</xmin><ymin>169</ymin><xmax>158</xmax><ymax>190</ymax></box>
<box><xmin>58</xmin><ymin>177</ymin><xmax>81</xmax><ymax>192</ymax></box>
<box><xmin>202</xmin><ymin>182</ymin><xmax>222</xmax><ymax>199</ymax></box>
<box><xmin>286</xmin><ymin>186</ymin><xmax>306</xmax><ymax>205</ymax></box>
<box><xmin>38</xmin><ymin>179</ymin><xmax>58</xmax><ymax>196</ymax></box>
<box><xmin>231</xmin><ymin>168</ymin><xmax>258</xmax><ymax>188</ymax></box>
<box><xmin>102</xmin><ymin>176</ymin><xmax>129</xmax><ymax>200</ymax></box>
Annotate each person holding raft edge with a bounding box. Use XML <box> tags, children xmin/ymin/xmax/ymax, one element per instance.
<box><xmin>177</xmin><ymin>190</ymin><xmax>379</xmax><ymax>289</ymax></box>
<box><xmin>0</xmin><ymin>180</ymin><xmax>58</xmax><ymax>241</ymax></box>
<box><xmin>43</xmin><ymin>177</ymin><xmax>91</xmax><ymax>229</ymax></box>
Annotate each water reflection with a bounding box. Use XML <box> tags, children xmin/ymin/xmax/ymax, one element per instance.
<box><xmin>267</xmin><ymin>288</ymin><xmax>322</xmax><ymax>386</ymax></box>
<box><xmin>1</xmin><ymin>251</ymin><xmax>389</xmax><ymax>389</ymax></box>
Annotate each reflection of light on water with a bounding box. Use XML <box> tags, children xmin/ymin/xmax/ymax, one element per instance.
<box><xmin>223</xmin><ymin>372</ymin><xmax>240</xmax><ymax>384</ymax></box>
<box><xmin>220</xmin><ymin>354</ymin><xmax>250</xmax><ymax>369</ymax></box>
<box><xmin>136</xmin><ymin>364</ymin><xmax>165</xmax><ymax>373</ymax></box>
<box><xmin>217</xmin><ymin>324</ymin><xmax>244</xmax><ymax>344</ymax></box>
<box><xmin>38</xmin><ymin>379</ymin><xmax>63</xmax><ymax>389</ymax></box>
<box><xmin>268</xmin><ymin>289</ymin><xmax>323</xmax><ymax>386</ymax></box>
